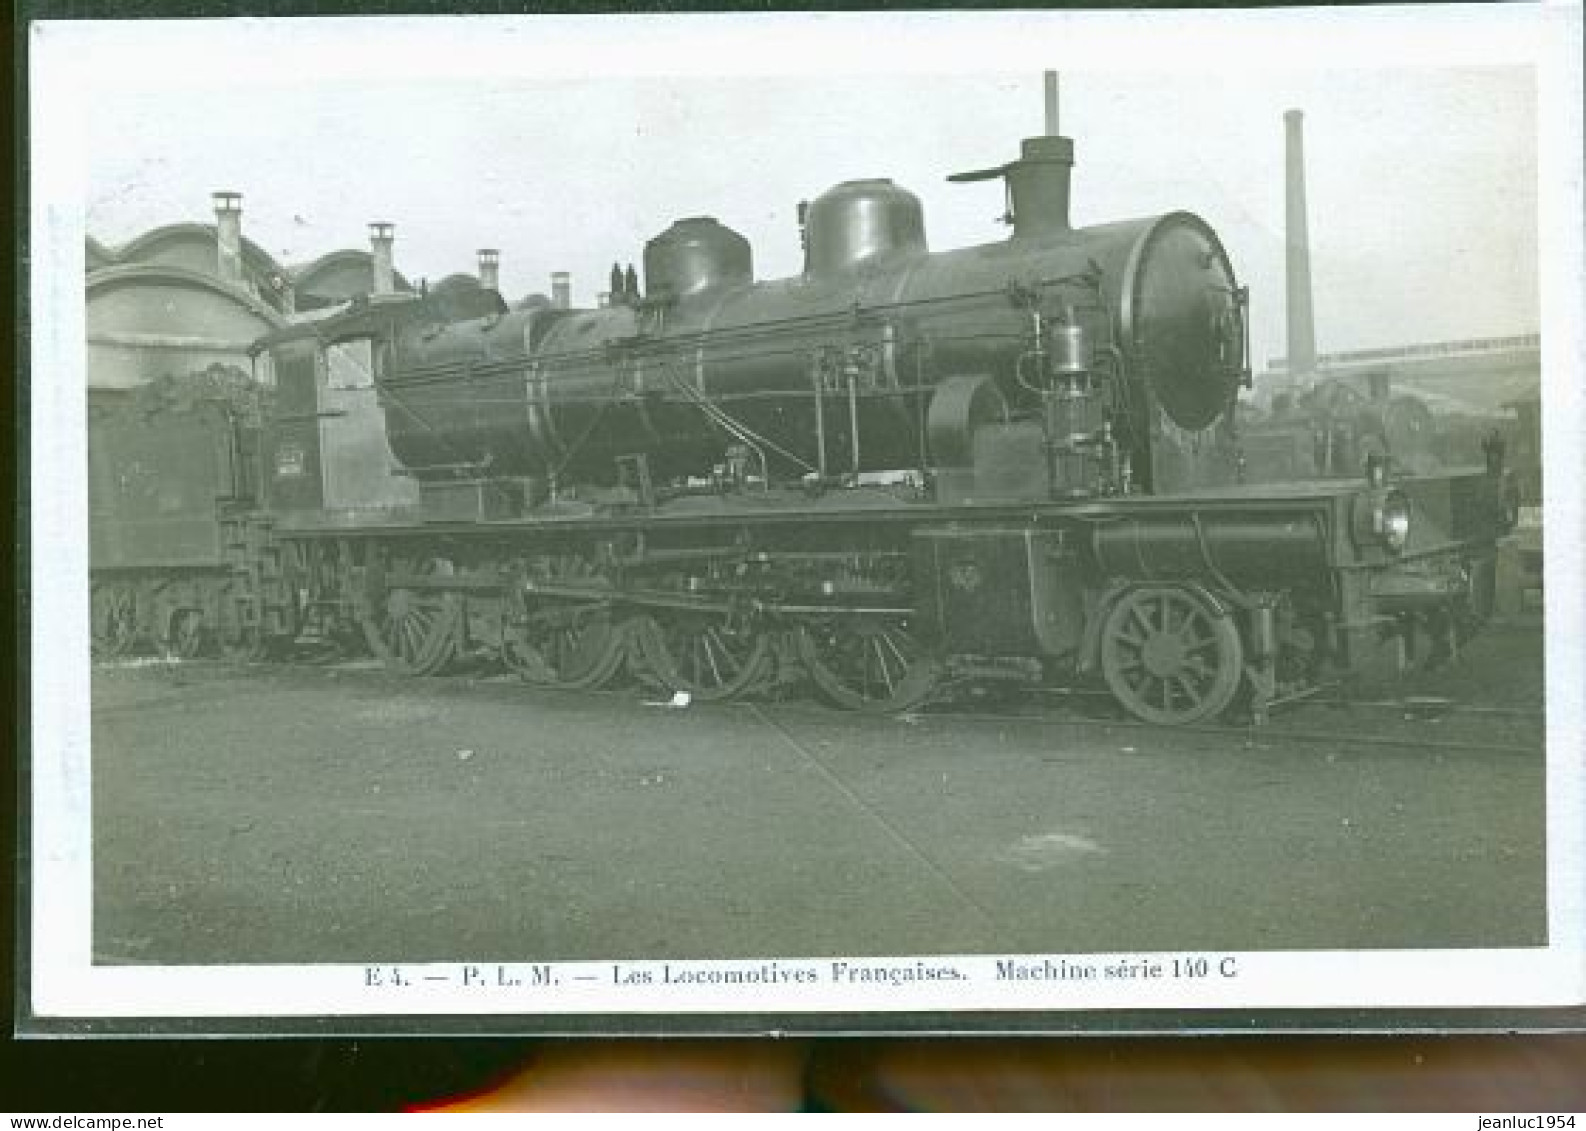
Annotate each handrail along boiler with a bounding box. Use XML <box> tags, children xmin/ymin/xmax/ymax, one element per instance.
<box><xmin>118</xmin><ymin>82</ymin><xmax>1513</xmax><ymax>725</ymax></box>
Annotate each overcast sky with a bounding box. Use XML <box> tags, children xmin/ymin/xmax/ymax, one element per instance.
<box><xmin>66</xmin><ymin>15</ymin><xmax>1544</xmax><ymax>370</ymax></box>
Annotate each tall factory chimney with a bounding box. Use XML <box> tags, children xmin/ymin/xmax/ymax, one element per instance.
<box><xmin>551</xmin><ymin>271</ymin><xmax>571</xmax><ymax>310</ymax></box>
<box><xmin>477</xmin><ymin>248</ymin><xmax>500</xmax><ymax>292</ymax></box>
<box><xmin>369</xmin><ymin>222</ymin><xmax>396</xmax><ymax>295</ymax></box>
<box><xmin>1043</xmin><ymin>70</ymin><xmax>1060</xmax><ymax>137</ymax></box>
<box><xmin>1283</xmin><ymin>109</ymin><xmax>1319</xmax><ymax>383</ymax></box>
<box><xmin>212</xmin><ymin>191</ymin><xmax>244</xmax><ymax>285</ymax></box>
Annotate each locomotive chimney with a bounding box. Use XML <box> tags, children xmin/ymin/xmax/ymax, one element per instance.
<box><xmin>369</xmin><ymin>221</ymin><xmax>396</xmax><ymax>295</ymax></box>
<box><xmin>947</xmin><ymin>71</ymin><xmax>1072</xmax><ymax>238</ymax></box>
<box><xmin>212</xmin><ymin>191</ymin><xmax>244</xmax><ymax>285</ymax></box>
<box><xmin>1006</xmin><ymin>135</ymin><xmax>1074</xmax><ymax>238</ymax></box>
<box><xmin>477</xmin><ymin>248</ymin><xmax>500</xmax><ymax>291</ymax></box>
<box><xmin>551</xmin><ymin>271</ymin><xmax>571</xmax><ymax>310</ymax></box>
<box><xmin>1284</xmin><ymin>109</ymin><xmax>1319</xmax><ymax>383</ymax></box>
<box><xmin>1015</xmin><ymin>70</ymin><xmax>1073</xmax><ymax>235</ymax></box>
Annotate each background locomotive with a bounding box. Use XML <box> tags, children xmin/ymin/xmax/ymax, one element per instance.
<box><xmin>89</xmin><ymin>76</ymin><xmax>1516</xmax><ymax>725</ymax></box>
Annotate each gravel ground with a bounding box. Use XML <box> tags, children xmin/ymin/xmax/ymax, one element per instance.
<box><xmin>89</xmin><ymin>617</ymin><xmax>1548</xmax><ymax>964</ymax></box>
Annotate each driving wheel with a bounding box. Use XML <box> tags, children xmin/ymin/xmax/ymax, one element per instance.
<box><xmin>501</xmin><ymin>558</ymin><xmax>628</xmax><ymax>689</ymax></box>
<box><xmin>362</xmin><ymin>587</ymin><xmax>460</xmax><ymax>676</ymax></box>
<box><xmin>633</xmin><ymin>611</ymin><xmax>773</xmax><ymax>702</ymax></box>
<box><xmin>795</xmin><ymin>615</ymin><xmax>941</xmax><ymax>712</ymax></box>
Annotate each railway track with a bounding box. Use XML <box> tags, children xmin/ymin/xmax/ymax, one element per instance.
<box><xmin>94</xmin><ymin>650</ymin><xmax>1548</xmax><ymax>759</ymax></box>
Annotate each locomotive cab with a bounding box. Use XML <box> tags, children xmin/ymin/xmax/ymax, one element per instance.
<box><xmin>254</xmin><ymin>295</ymin><xmax>423</xmax><ymax>523</ymax></box>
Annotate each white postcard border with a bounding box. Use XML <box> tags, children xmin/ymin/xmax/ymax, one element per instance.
<box><xmin>26</xmin><ymin>5</ymin><xmax>1586</xmax><ymax>1023</ymax></box>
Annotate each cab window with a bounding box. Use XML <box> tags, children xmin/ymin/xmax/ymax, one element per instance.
<box><xmin>326</xmin><ymin>338</ymin><xmax>376</xmax><ymax>390</ymax></box>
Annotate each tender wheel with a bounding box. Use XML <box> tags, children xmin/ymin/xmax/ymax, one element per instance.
<box><xmin>1099</xmin><ymin>586</ymin><xmax>1243</xmax><ymax>725</ymax></box>
<box><xmin>217</xmin><ymin>591</ymin><xmax>275</xmax><ymax>663</ymax></box>
<box><xmin>92</xmin><ymin>583</ymin><xmax>141</xmax><ymax>658</ymax></box>
<box><xmin>168</xmin><ymin>608</ymin><xmax>209</xmax><ymax>660</ymax></box>
<box><xmin>633</xmin><ymin>612</ymin><xmax>773</xmax><ymax>702</ymax></box>
<box><xmin>362</xmin><ymin>588</ymin><xmax>460</xmax><ymax>676</ymax></box>
<box><xmin>218</xmin><ymin>622</ymin><xmax>272</xmax><ymax>662</ymax></box>
<box><xmin>304</xmin><ymin>626</ymin><xmax>365</xmax><ymax>664</ymax></box>
<box><xmin>795</xmin><ymin>615</ymin><xmax>941</xmax><ymax>712</ymax></box>
<box><xmin>501</xmin><ymin>558</ymin><xmax>628</xmax><ymax>689</ymax></box>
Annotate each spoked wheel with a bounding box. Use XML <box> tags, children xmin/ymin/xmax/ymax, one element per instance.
<box><xmin>502</xmin><ymin>601</ymin><xmax>628</xmax><ymax>689</ymax></box>
<box><xmin>1099</xmin><ymin>586</ymin><xmax>1244</xmax><ymax>725</ymax></box>
<box><xmin>167</xmin><ymin>608</ymin><xmax>209</xmax><ymax>660</ymax></box>
<box><xmin>219</xmin><ymin>627</ymin><xmax>277</xmax><ymax>663</ymax></box>
<box><xmin>633</xmin><ymin>612</ymin><xmax>773</xmax><ymax>702</ymax></box>
<box><xmin>501</xmin><ymin>558</ymin><xmax>628</xmax><ymax>689</ymax></box>
<box><xmin>91</xmin><ymin>584</ymin><xmax>141</xmax><ymax>658</ymax></box>
<box><xmin>362</xmin><ymin>588</ymin><xmax>461</xmax><ymax>676</ymax></box>
<box><xmin>795</xmin><ymin>615</ymin><xmax>941</xmax><ymax>712</ymax></box>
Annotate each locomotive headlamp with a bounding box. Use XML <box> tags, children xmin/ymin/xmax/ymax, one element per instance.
<box><xmin>1352</xmin><ymin>487</ymin><xmax>1412</xmax><ymax>555</ymax></box>
<box><xmin>1372</xmin><ymin>489</ymin><xmax>1413</xmax><ymax>553</ymax></box>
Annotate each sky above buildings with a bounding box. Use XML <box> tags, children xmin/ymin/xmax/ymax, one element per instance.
<box><xmin>47</xmin><ymin>10</ymin><xmax>1556</xmax><ymax>370</ymax></box>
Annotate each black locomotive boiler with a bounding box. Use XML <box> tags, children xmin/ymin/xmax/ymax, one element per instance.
<box><xmin>119</xmin><ymin>94</ymin><xmax>1512</xmax><ymax>726</ymax></box>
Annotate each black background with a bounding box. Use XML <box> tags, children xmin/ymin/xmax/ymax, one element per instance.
<box><xmin>8</xmin><ymin>0</ymin><xmax>1583</xmax><ymax>1112</ymax></box>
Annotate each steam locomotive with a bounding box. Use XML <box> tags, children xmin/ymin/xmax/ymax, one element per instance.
<box><xmin>88</xmin><ymin>96</ymin><xmax>1515</xmax><ymax>726</ymax></box>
